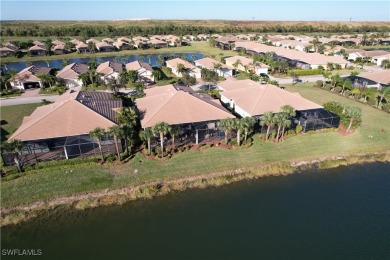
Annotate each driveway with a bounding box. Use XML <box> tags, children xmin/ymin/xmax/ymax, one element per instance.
<box><xmin>20</xmin><ymin>88</ymin><xmax>40</xmax><ymax>98</ymax></box>
<box><xmin>0</xmin><ymin>95</ymin><xmax>59</xmax><ymax>107</ymax></box>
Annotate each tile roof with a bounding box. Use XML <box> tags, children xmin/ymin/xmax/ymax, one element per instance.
<box><xmin>14</xmin><ymin>66</ymin><xmax>51</xmax><ymax>82</ymax></box>
<box><xmin>125</xmin><ymin>60</ymin><xmax>153</xmax><ymax>72</ymax></box>
<box><xmin>56</xmin><ymin>63</ymin><xmax>89</xmax><ymax>80</ymax></box>
<box><xmin>358</xmin><ymin>71</ymin><xmax>390</xmax><ymax>85</ymax></box>
<box><xmin>220</xmin><ymin>79</ymin><xmax>322</xmax><ymax>116</ymax></box>
<box><xmin>10</xmin><ymin>91</ymin><xmax>121</xmax><ymax>141</ymax></box>
<box><xmin>28</xmin><ymin>45</ymin><xmax>46</xmax><ymax>51</ymax></box>
<box><xmin>96</xmin><ymin>61</ymin><xmax>123</xmax><ymax>75</ymax></box>
<box><xmin>136</xmin><ymin>85</ymin><xmax>234</xmax><ymax>128</ymax></box>
<box><xmin>194</xmin><ymin>57</ymin><xmax>233</xmax><ymax>70</ymax></box>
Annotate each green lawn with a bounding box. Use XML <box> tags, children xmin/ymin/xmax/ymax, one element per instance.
<box><xmin>1</xmin><ymin>83</ymin><xmax>389</xmax><ymax>209</ymax></box>
<box><xmin>0</xmin><ymin>42</ymin><xmax>237</xmax><ymax>63</ymax></box>
<box><xmin>0</xmin><ymin>103</ymin><xmax>42</xmax><ymax>142</ymax></box>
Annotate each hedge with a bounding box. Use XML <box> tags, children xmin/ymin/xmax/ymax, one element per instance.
<box><xmin>288</xmin><ymin>69</ymin><xmax>324</xmax><ymax>76</ymax></box>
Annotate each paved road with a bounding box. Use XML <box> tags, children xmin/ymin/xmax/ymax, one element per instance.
<box><xmin>0</xmin><ymin>95</ymin><xmax>59</xmax><ymax>107</ymax></box>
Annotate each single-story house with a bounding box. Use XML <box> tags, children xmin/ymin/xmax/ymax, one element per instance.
<box><xmin>32</xmin><ymin>40</ymin><xmax>45</xmax><ymax>48</ymax></box>
<box><xmin>96</xmin><ymin>61</ymin><xmax>123</xmax><ymax>82</ymax></box>
<box><xmin>0</xmin><ymin>47</ymin><xmax>15</xmax><ymax>57</ymax></box>
<box><xmin>113</xmin><ymin>40</ymin><xmax>132</xmax><ymax>50</ymax></box>
<box><xmin>9</xmin><ymin>65</ymin><xmax>52</xmax><ymax>90</ymax></box>
<box><xmin>135</xmin><ymin>85</ymin><xmax>234</xmax><ymax>144</ymax></box>
<box><xmin>95</xmin><ymin>42</ymin><xmax>115</xmax><ymax>52</ymax></box>
<box><xmin>165</xmin><ymin>58</ymin><xmax>202</xmax><ymax>78</ymax></box>
<box><xmin>117</xmin><ymin>37</ymin><xmax>132</xmax><ymax>43</ymax></box>
<box><xmin>70</xmin><ymin>39</ymin><xmax>82</xmax><ymax>45</ymax></box>
<box><xmin>347</xmin><ymin>50</ymin><xmax>389</xmax><ymax>61</ymax></box>
<box><xmin>1</xmin><ymin>42</ymin><xmax>18</xmax><ymax>51</ymax></box>
<box><xmin>56</xmin><ymin>63</ymin><xmax>89</xmax><ymax>88</ymax></box>
<box><xmin>28</xmin><ymin>45</ymin><xmax>47</xmax><ymax>56</ymax></box>
<box><xmin>194</xmin><ymin>57</ymin><xmax>234</xmax><ymax>77</ymax></box>
<box><xmin>3</xmin><ymin>91</ymin><xmax>122</xmax><ymax>165</ymax></box>
<box><xmin>76</xmin><ymin>42</ymin><xmax>89</xmax><ymax>53</ymax></box>
<box><xmin>86</xmin><ymin>38</ymin><xmax>101</xmax><ymax>44</ymax></box>
<box><xmin>126</xmin><ymin>60</ymin><xmax>154</xmax><ymax>83</ymax></box>
<box><xmin>52</xmin><ymin>40</ymin><xmax>65</xmax><ymax>46</ymax></box>
<box><xmin>372</xmin><ymin>53</ymin><xmax>390</xmax><ymax>66</ymax></box>
<box><xmin>133</xmin><ymin>40</ymin><xmax>149</xmax><ymax>49</ymax></box>
<box><xmin>149</xmin><ymin>39</ymin><xmax>168</xmax><ymax>49</ymax></box>
<box><xmin>218</xmin><ymin>78</ymin><xmax>338</xmax><ymax>132</ymax></box>
<box><xmin>52</xmin><ymin>44</ymin><xmax>66</xmax><ymax>55</ymax></box>
<box><xmin>224</xmin><ymin>55</ymin><xmax>269</xmax><ymax>75</ymax></box>
<box><xmin>344</xmin><ymin>71</ymin><xmax>390</xmax><ymax>90</ymax></box>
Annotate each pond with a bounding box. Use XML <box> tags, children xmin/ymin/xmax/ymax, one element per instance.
<box><xmin>1</xmin><ymin>52</ymin><xmax>204</xmax><ymax>72</ymax></box>
<box><xmin>1</xmin><ymin>162</ymin><xmax>390</xmax><ymax>259</ymax></box>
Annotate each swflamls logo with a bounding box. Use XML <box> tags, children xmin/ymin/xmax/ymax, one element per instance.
<box><xmin>2</xmin><ymin>249</ymin><xmax>43</xmax><ymax>256</ymax></box>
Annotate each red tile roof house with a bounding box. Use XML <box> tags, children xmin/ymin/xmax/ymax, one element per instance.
<box><xmin>113</xmin><ymin>40</ymin><xmax>132</xmax><ymax>50</ymax></box>
<box><xmin>96</xmin><ymin>61</ymin><xmax>123</xmax><ymax>83</ymax></box>
<box><xmin>344</xmin><ymin>70</ymin><xmax>390</xmax><ymax>90</ymax></box>
<box><xmin>9</xmin><ymin>65</ymin><xmax>52</xmax><ymax>90</ymax></box>
<box><xmin>194</xmin><ymin>57</ymin><xmax>234</xmax><ymax>77</ymax></box>
<box><xmin>148</xmin><ymin>39</ymin><xmax>168</xmax><ymax>49</ymax></box>
<box><xmin>28</xmin><ymin>45</ymin><xmax>47</xmax><ymax>56</ymax></box>
<box><xmin>165</xmin><ymin>58</ymin><xmax>202</xmax><ymax>78</ymax></box>
<box><xmin>135</xmin><ymin>85</ymin><xmax>234</xmax><ymax>145</ymax></box>
<box><xmin>75</xmin><ymin>42</ymin><xmax>89</xmax><ymax>53</ymax></box>
<box><xmin>0</xmin><ymin>46</ymin><xmax>15</xmax><ymax>57</ymax></box>
<box><xmin>126</xmin><ymin>60</ymin><xmax>154</xmax><ymax>83</ymax></box>
<box><xmin>32</xmin><ymin>40</ymin><xmax>45</xmax><ymax>48</ymax></box>
<box><xmin>56</xmin><ymin>63</ymin><xmax>89</xmax><ymax>88</ymax></box>
<box><xmin>218</xmin><ymin>78</ymin><xmax>340</xmax><ymax>132</ymax></box>
<box><xmin>2</xmin><ymin>91</ymin><xmax>123</xmax><ymax>165</ymax></box>
<box><xmin>95</xmin><ymin>41</ymin><xmax>115</xmax><ymax>52</ymax></box>
<box><xmin>52</xmin><ymin>44</ymin><xmax>66</xmax><ymax>55</ymax></box>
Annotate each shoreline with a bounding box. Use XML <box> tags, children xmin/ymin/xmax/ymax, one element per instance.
<box><xmin>1</xmin><ymin>150</ymin><xmax>389</xmax><ymax>227</ymax></box>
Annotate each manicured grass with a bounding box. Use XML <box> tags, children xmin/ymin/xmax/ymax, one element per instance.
<box><xmin>0</xmin><ymin>42</ymin><xmax>237</xmax><ymax>63</ymax></box>
<box><xmin>1</xmin><ymin>82</ymin><xmax>389</xmax><ymax>208</ymax></box>
<box><xmin>0</xmin><ymin>103</ymin><xmax>42</xmax><ymax>142</ymax></box>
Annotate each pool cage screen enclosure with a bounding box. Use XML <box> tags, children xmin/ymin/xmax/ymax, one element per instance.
<box><xmin>295</xmin><ymin>109</ymin><xmax>340</xmax><ymax>132</ymax></box>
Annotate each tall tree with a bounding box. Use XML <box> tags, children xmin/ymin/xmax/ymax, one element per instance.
<box><xmin>152</xmin><ymin>122</ymin><xmax>170</xmax><ymax>158</ymax></box>
<box><xmin>344</xmin><ymin>106</ymin><xmax>362</xmax><ymax>133</ymax></box>
<box><xmin>169</xmin><ymin>125</ymin><xmax>182</xmax><ymax>150</ymax></box>
<box><xmin>89</xmin><ymin>127</ymin><xmax>106</xmax><ymax>161</ymax></box>
<box><xmin>273</xmin><ymin>113</ymin><xmax>285</xmax><ymax>142</ymax></box>
<box><xmin>241</xmin><ymin>117</ymin><xmax>256</xmax><ymax>142</ymax></box>
<box><xmin>259</xmin><ymin>111</ymin><xmax>274</xmax><ymax>140</ymax></box>
<box><xmin>218</xmin><ymin>118</ymin><xmax>234</xmax><ymax>144</ymax></box>
<box><xmin>376</xmin><ymin>87</ymin><xmax>390</xmax><ymax>109</ymax></box>
<box><xmin>139</xmin><ymin>128</ymin><xmax>154</xmax><ymax>155</ymax></box>
<box><xmin>108</xmin><ymin>125</ymin><xmax>122</xmax><ymax>160</ymax></box>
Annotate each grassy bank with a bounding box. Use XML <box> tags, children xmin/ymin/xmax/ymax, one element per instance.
<box><xmin>1</xmin><ymin>82</ymin><xmax>390</xmax><ymax>225</ymax></box>
<box><xmin>0</xmin><ymin>42</ymin><xmax>236</xmax><ymax>63</ymax></box>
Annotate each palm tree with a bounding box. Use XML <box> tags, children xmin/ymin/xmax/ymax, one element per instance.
<box><xmin>108</xmin><ymin>125</ymin><xmax>122</xmax><ymax>161</ymax></box>
<box><xmin>169</xmin><ymin>125</ymin><xmax>182</xmax><ymax>149</ymax></box>
<box><xmin>157</xmin><ymin>55</ymin><xmax>165</xmax><ymax>67</ymax></box>
<box><xmin>118</xmin><ymin>70</ymin><xmax>129</xmax><ymax>85</ymax></box>
<box><xmin>176</xmin><ymin>63</ymin><xmax>186</xmax><ymax>76</ymax></box>
<box><xmin>280</xmin><ymin>105</ymin><xmax>296</xmax><ymax>140</ymax></box>
<box><xmin>229</xmin><ymin>119</ymin><xmax>243</xmax><ymax>146</ymax></box>
<box><xmin>116</xmin><ymin>107</ymin><xmax>138</xmax><ymax>127</ymax></box>
<box><xmin>152</xmin><ymin>122</ymin><xmax>170</xmax><ymax>158</ymax></box>
<box><xmin>273</xmin><ymin>113</ymin><xmax>284</xmax><ymax>142</ymax></box>
<box><xmin>61</xmin><ymin>59</ymin><xmax>69</xmax><ymax>68</ymax></box>
<box><xmin>259</xmin><ymin>111</ymin><xmax>274</xmax><ymax>140</ymax></box>
<box><xmin>331</xmin><ymin>73</ymin><xmax>342</xmax><ymax>89</ymax></box>
<box><xmin>6</xmin><ymin>69</ymin><xmax>18</xmax><ymax>90</ymax></box>
<box><xmin>280</xmin><ymin>118</ymin><xmax>292</xmax><ymax>141</ymax></box>
<box><xmin>36</xmin><ymin>73</ymin><xmax>55</xmax><ymax>88</ymax></box>
<box><xmin>120</xmin><ymin>124</ymin><xmax>135</xmax><ymax>156</ymax></box>
<box><xmin>213</xmin><ymin>63</ymin><xmax>222</xmax><ymax>77</ymax></box>
<box><xmin>147</xmin><ymin>54</ymin><xmax>153</xmax><ymax>64</ymax></box>
<box><xmin>362</xmin><ymin>88</ymin><xmax>376</xmax><ymax>103</ymax></box>
<box><xmin>218</xmin><ymin>118</ymin><xmax>234</xmax><ymax>144</ymax></box>
<box><xmin>1</xmin><ymin>139</ymin><xmax>23</xmax><ymax>173</ymax></box>
<box><xmin>233</xmin><ymin>59</ymin><xmax>241</xmax><ymax>75</ymax></box>
<box><xmin>151</xmin><ymin>70</ymin><xmax>161</xmax><ymax>82</ymax></box>
<box><xmin>139</xmin><ymin>128</ymin><xmax>154</xmax><ymax>155</ymax></box>
<box><xmin>89</xmin><ymin>127</ymin><xmax>106</xmax><ymax>161</ymax></box>
<box><xmin>342</xmin><ymin>79</ymin><xmax>352</xmax><ymax>95</ymax></box>
<box><xmin>344</xmin><ymin>106</ymin><xmax>362</xmax><ymax>133</ymax></box>
<box><xmin>241</xmin><ymin>117</ymin><xmax>255</xmax><ymax>142</ymax></box>
<box><xmin>381</xmin><ymin>59</ymin><xmax>390</xmax><ymax>69</ymax></box>
<box><xmin>327</xmin><ymin>62</ymin><xmax>334</xmax><ymax>71</ymax></box>
<box><xmin>376</xmin><ymin>87</ymin><xmax>390</xmax><ymax>109</ymax></box>
<box><xmin>78</xmin><ymin>72</ymin><xmax>90</xmax><ymax>86</ymax></box>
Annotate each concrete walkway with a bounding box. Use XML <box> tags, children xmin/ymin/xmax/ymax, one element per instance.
<box><xmin>0</xmin><ymin>95</ymin><xmax>59</xmax><ymax>107</ymax></box>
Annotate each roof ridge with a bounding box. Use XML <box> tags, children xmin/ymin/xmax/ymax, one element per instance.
<box><xmin>141</xmin><ymin>92</ymin><xmax>176</xmax><ymax>127</ymax></box>
<box><xmin>76</xmin><ymin>98</ymin><xmax>119</xmax><ymax>124</ymax></box>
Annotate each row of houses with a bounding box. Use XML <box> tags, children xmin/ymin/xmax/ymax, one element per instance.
<box><xmin>233</xmin><ymin>41</ymin><xmax>349</xmax><ymax>70</ymax></box>
<box><xmin>5</xmin><ymin>77</ymin><xmax>339</xmax><ymax>165</ymax></box>
<box><xmin>9</xmin><ymin>60</ymin><xmax>154</xmax><ymax>90</ymax></box>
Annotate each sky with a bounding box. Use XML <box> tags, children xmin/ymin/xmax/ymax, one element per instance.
<box><xmin>1</xmin><ymin>0</ymin><xmax>389</xmax><ymax>21</ymax></box>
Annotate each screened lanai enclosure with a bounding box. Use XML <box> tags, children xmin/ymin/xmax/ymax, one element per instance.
<box><xmin>1</xmin><ymin>134</ymin><xmax>121</xmax><ymax>166</ymax></box>
<box><xmin>295</xmin><ymin>109</ymin><xmax>340</xmax><ymax>132</ymax></box>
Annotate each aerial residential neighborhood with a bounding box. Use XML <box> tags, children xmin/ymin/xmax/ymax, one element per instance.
<box><xmin>1</xmin><ymin>0</ymin><xmax>390</xmax><ymax>258</ymax></box>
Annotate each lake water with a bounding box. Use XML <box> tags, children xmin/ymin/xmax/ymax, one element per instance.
<box><xmin>1</xmin><ymin>162</ymin><xmax>390</xmax><ymax>259</ymax></box>
<box><xmin>2</xmin><ymin>52</ymin><xmax>204</xmax><ymax>72</ymax></box>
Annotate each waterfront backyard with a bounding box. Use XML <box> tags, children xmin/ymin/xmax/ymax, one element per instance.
<box><xmin>1</xmin><ymin>83</ymin><xmax>389</xmax><ymax>209</ymax></box>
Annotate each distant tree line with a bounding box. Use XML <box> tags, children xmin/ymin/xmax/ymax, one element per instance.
<box><xmin>1</xmin><ymin>24</ymin><xmax>390</xmax><ymax>38</ymax></box>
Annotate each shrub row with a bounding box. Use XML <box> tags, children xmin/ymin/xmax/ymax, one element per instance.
<box><xmin>288</xmin><ymin>69</ymin><xmax>323</xmax><ymax>76</ymax></box>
